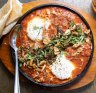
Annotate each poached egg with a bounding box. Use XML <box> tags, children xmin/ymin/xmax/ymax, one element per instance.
<box><xmin>27</xmin><ymin>16</ymin><xmax>50</xmax><ymax>40</ymax></box>
<box><xmin>51</xmin><ymin>52</ymin><xmax>75</xmax><ymax>80</ymax></box>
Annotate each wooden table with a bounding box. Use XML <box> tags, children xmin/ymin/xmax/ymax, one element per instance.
<box><xmin>0</xmin><ymin>0</ymin><xmax>96</xmax><ymax>93</ymax></box>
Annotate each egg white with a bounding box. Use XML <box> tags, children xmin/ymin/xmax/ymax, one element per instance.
<box><xmin>27</xmin><ymin>16</ymin><xmax>50</xmax><ymax>41</ymax></box>
<box><xmin>51</xmin><ymin>52</ymin><xmax>75</xmax><ymax>80</ymax></box>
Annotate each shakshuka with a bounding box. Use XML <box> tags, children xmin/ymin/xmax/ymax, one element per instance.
<box><xmin>16</xmin><ymin>7</ymin><xmax>92</xmax><ymax>84</ymax></box>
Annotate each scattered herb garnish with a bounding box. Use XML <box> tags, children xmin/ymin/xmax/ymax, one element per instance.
<box><xmin>76</xmin><ymin>25</ymin><xmax>82</xmax><ymax>34</ymax></box>
<box><xmin>18</xmin><ymin>20</ymin><xmax>87</xmax><ymax>67</ymax></box>
<box><xmin>33</xmin><ymin>26</ymin><xmax>43</xmax><ymax>30</ymax></box>
<box><xmin>69</xmin><ymin>20</ymin><xmax>75</xmax><ymax>28</ymax></box>
<box><xmin>19</xmin><ymin>63</ymin><xmax>22</xmax><ymax>67</ymax></box>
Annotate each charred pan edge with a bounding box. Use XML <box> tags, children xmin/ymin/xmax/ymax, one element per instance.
<box><xmin>10</xmin><ymin>4</ymin><xmax>94</xmax><ymax>87</ymax></box>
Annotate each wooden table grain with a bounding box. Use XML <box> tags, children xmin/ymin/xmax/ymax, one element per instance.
<box><xmin>0</xmin><ymin>0</ymin><xmax>96</xmax><ymax>93</ymax></box>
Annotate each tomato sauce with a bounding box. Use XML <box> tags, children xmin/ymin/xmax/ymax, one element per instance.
<box><xmin>16</xmin><ymin>7</ymin><xmax>92</xmax><ymax>84</ymax></box>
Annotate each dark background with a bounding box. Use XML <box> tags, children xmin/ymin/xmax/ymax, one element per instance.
<box><xmin>0</xmin><ymin>0</ymin><xmax>96</xmax><ymax>93</ymax></box>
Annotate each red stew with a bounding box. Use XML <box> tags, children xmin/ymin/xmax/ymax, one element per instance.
<box><xmin>16</xmin><ymin>7</ymin><xmax>92</xmax><ymax>84</ymax></box>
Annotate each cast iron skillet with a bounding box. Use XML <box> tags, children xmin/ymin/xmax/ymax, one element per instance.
<box><xmin>10</xmin><ymin>4</ymin><xmax>94</xmax><ymax>87</ymax></box>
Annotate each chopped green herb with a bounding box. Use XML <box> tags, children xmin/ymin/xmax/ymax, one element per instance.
<box><xmin>76</xmin><ymin>25</ymin><xmax>82</xmax><ymax>34</ymax></box>
<box><xmin>33</xmin><ymin>25</ymin><xmax>43</xmax><ymax>30</ymax></box>
<box><xmin>61</xmin><ymin>51</ymin><xmax>69</xmax><ymax>55</ymax></box>
<box><xmin>69</xmin><ymin>20</ymin><xmax>75</xmax><ymax>28</ymax></box>
<box><xmin>26</xmin><ymin>52</ymin><xmax>34</xmax><ymax>60</ymax></box>
<box><xmin>19</xmin><ymin>63</ymin><xmax>22</xmax><ymax>67</ymax></box>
